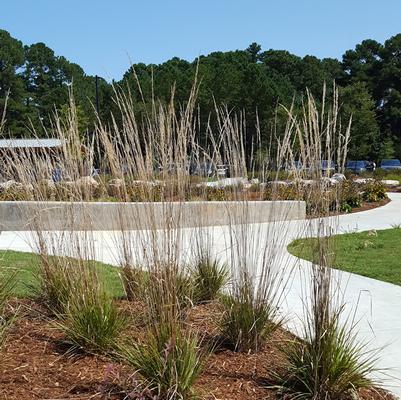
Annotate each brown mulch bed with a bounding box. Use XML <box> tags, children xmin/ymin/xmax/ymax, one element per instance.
<box><xmin>350</xmin><ymin>197</ymin><xmax>391</xmax><ymax>213</ymax></box>
<box><xmin>0</xmin><ymin>300</ymin><xmax>396</xmax><ymax>400</ymax></box>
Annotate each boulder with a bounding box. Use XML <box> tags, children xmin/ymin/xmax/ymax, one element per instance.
<box><xmin>268</xmin><ymin>180</ymin><xmax>291</xmax><ymax>187</ymax></box>
<box><xmin>243</xmin><ymin>178</ymin><xmax>260</xmax><ymax>189</ymax></box>
<box><xmin>108</xmin><ymin>178</ymin><xmax>124</xmax><ymax>186</ymax></box>
<box><xmin>204</xmin><ymin>177</ymin><xmax>249</xmax><ymax>188</ymax></box>
<box><xmin>332</xmin><ymin>173</ymin><xmax>346</xmax><ymax>182</ymax></box>
<box><xmin>75</xmin><ymin>176</ymin><xmax>99</xmax><ymax>188</ymax></box>
<box><xmin>354</xmin><ymin>178</ymin><xmax>373</xmax><ymax>184</ymax></box>
<box><xmin>381</xmin><ymin>179</ymin><xmax>400</xmax><ymax>187</ymax></box>
<box><xmin>320</xmin><ymin>177</ymin><xmax>339</xmax><ymax>186</ymax></box>
<box><xmin>293</xmin><ymin>179</ymin><xmax>314</xmax><ymax>187</ymax></box>
<box><xmin>0</xmin><ymin>180</ymin><xmax>22</xmax><ymax>191</ymax></box>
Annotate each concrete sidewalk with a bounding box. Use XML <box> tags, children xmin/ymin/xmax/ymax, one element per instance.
<box><xmin>1</xmin><ymin>194</ymin><xmax>401</xmax><ymax>397</ymax></box>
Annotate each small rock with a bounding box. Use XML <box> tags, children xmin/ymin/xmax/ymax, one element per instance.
<box><xmin>332</xmin><ymin>173</ymin><xmax>346</xmax><ymax>182</ymax></box>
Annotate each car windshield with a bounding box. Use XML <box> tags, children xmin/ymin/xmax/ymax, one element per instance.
<box><xmin>382</xmin><ymin>159</ymin><xmax>401</xmax><ymax>166</ymax></box>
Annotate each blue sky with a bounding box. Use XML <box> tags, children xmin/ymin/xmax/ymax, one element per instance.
<box><xmin>2</xmin><ymin>0</ymin><xmax>401</xmax><ymax>80</ymax></box>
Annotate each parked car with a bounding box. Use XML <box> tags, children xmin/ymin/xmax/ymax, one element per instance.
<box><xmin>284</xmin><ymin>160</ymin><xmax>302</xmax><ymax>171</ymax></box>
<box><xmin>380</xmin><ymin>159</ymin><xmax>401</xmax><ymax>170</ymax></box>
<box><xmin>189</xmin><ymin>162</ymin><xmax>214</xmax><ymax>177</ymax></box>
<box><xmin>320</xmin><ymin>160</ymin><xmax>336</xmax><ymax>173</ymax></box>
<box><xmin>345</xmin><ymin>160</ymin><xmax>374</xmax><ymax>174</ymax></box>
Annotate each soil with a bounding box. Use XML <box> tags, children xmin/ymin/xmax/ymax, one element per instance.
<box><xmin>350</xmin><ymin>197</ymin><xmax>391</xmax><ymax>213</ymax></box>
<box><xmin>0</xmin><ymin>300</ymin><xmax>396</xmax><ymax>400</ymax></box>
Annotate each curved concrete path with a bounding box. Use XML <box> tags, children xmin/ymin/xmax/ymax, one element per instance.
<box><xmin>1</xmin><ymin>194</ymin><xmax>400</xmax><ymax>397</ymax></box>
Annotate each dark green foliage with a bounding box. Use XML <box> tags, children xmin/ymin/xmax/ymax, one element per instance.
<box><xmin>277</xmin><ymin>316</ymin><xmax>375</xmax><ymax>399</ymax></box>
<box><xmin>362</xmin><ymin>180</ymin><xmax>387</xmax><ymax>202</ymax></box>
<box><xmin>2</xmin><ymin>28</ymin><xmax>401</xmax><ymax>159</ymax></box>
<box><xmin>220</xmin><ymin>276</ymin><xmax>279</xmax><ymax>353</ymax></box>
<box><xmin>191</xmin><ymin>256</ymin><xmax>229</xmax><ymax>304</ymax></box>
<box><xmin>57</xmin><ymin>279</ymin><xmax>126</xmax><ymax>354</ymax></box>
<box><xmin>340</xmin><ymin>82</ymin><xmax>380</xmax><ymax>160</ymax></box>
<box><xmin>340</xmin><ymin>202</ymin><xmax>353</xmax><ymax>213</ymax></box>
<box><xmin>339</xmin><ymin>180</ymin><xmax>363</xmax><ymax>208</ymax></box>
<box><xmin>118</xmin><ymin>322</ymin><xmax>205</xmax><ymax>399</ymax></box>
<box><xmin>0</xmin><ymin>29</ymin><xmax>26</xmax><ymax>135</ymax></box>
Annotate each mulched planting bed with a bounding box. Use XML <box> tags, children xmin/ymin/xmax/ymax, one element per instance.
<box><xmin>0</xmin><ymin>300</ymin><xmax>395</xmax><ymax>400</ymax></box>
<box><xmin>350</xmin><ymin>197</ymin><xmax>391</xmax><ymax>213</ymax></box>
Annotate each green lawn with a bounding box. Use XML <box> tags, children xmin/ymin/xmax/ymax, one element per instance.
<box><xmin>0</xmin><ymin>250</ymin><xmax>125</xmax><ymax>298</ymax></box>
<box><xmin>288</xmin><ymin>228</ymin><xmax>401</xmax><ymax>286</ymax></box>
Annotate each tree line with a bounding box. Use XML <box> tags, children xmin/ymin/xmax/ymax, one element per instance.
<box><xmin>1</xmin><ymin>28</ymin><xmax>401</xmax><ymax>161</ymax></box>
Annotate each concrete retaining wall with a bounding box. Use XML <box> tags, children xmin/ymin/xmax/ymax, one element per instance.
<box><xmin>0</xmin><ymin>200</ymin><xmax>306</xmax><ymax>231</ymax></box>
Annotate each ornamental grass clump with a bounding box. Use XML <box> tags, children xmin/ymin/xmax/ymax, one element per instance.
<box><xmin>214</xmin><ymin>104</ymin><xmax>299</xmax><ymax>353</ymax></box>
<box><xmin>34</xmin><ymin>254</ymin><xmax>78</xmax><ymax>314</ymax></box>
<box><xmin>120</xmin><ymin>264</ymin><xmax>148</xmax><ymax>301</ymax></box>
<box><xmin>221</xmin><ymin>271</ymin><xmax>278</xmax><ymax>352</ymax></box>
<box><xmin>277</xmin><ymin>235</ymin><xmax>378</xmax><ymax>400</ymax></box>
<box><xmin>276</xmin><ymin>84</ymin><xmax>380</xmax><ymax>399</ymax></box>
<box><xmin>102</xmin><ymin>74</ymin><xmax>210</xmax><ymax>399</ymax></box>
<box><xmin>279</xmin><ymin>313</ymin><xmax>376</xmax><ymax>400</ymax></box>
<box><xmin>56</xmin><ymin>269</ymin><xmax>126</xmax><ymax>354</ymax></box>
<box><xmin>0</xmin><ymin>267</ymin><xmax>16</xmax><ymax>348</ymax></box>
<box><xmin>1</xmin><ymin>71</ymin><xmax>383</xmax><ymax>398</ymax></box>
<box><xmin>119</xmin><ymin>321</ymin><xmax>205</xmax><ymax>400</ymax></box>
<box><xmin>191</xmin><ymin>254</ymin><xmax>229</xmax><ymax>304</ymax></box>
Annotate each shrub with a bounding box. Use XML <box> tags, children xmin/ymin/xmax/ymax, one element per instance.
<box><xmin>92</xmin><ymin>182</ymin><xmax>108</xmax><ymax>200</ymax></box>
<box><xmin>362</xmin><ymin>180</ymin><xmax>387</xmax><ymax>203</ymax></box>
<box><xmin>339</xmin><ymin>180</ymin><xmax>362</xmax><ymax>208</ymax></box>
<box><xmin>118</xmin><ymin>322</ymin><xmax>205</xmax><ymax>399</ymax></box>
<box><xmin>191</xmin><ymin>256</ymin><xmax>228</xmax><ymax>304</ymax></box>
<box><xmin>264</xmin><ymin>183</ymin><xmax>301</xmax><ymax>201</ymax></box>
<box><xmin>56</xmin><ymin>273</ymin><xmax>126</xmax><ymax>354</ymax></box>
<box><xmin>340</xmin><ymin>202</ymin><xmax>352</xmax><ymax>213</ymax></box>
<box><xmin>205</xmin><ymin>187</ymin><xmax>227</xmax><ymax>201</ymax></box>
<box><xmin>0</xmin><ymin>183</ymin><xmax>32</xmax><ymax>201</ymax></box>
<box><xmin>127</xmin><ymin>183</ymin><xmax>165</xmax><ymax>202</ymax></box>
<box><xmin>277</xmin><ymin>315</ymin><xmax>376</xmax><ymax>399</ymax></box>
